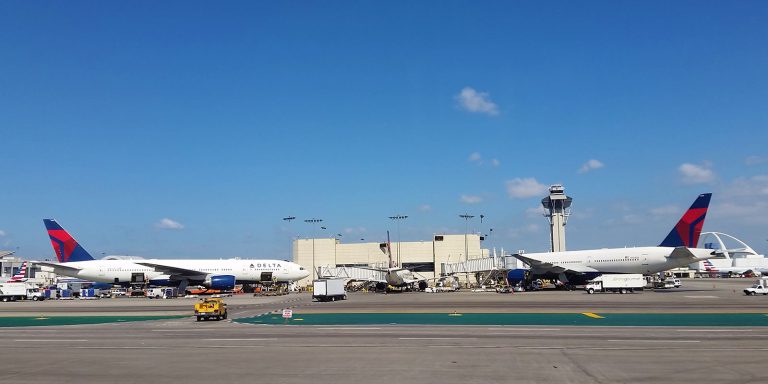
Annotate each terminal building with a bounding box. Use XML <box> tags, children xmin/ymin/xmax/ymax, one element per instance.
<box><xmin>292</xmin><ymin>234</ymin><xmax>488</xmax><ymax>286</ymax></box>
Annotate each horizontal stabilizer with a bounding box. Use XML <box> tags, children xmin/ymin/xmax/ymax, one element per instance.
<box><xmin>32</xmin><ymin>261</ymin><xmax>83</xmax><ymax>275</ymax></box>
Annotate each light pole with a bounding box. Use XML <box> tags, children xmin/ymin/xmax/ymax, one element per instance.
<box><xmin>388</xmin><ymin>214</ymin><xmax>408</xmax><ymax>267</ymax></box>
<box><xmin>283</xmin><ymin>216</ymin><xmax>295</xmax><ymax>259</ymax></box>
<box><xmin>304</xmin><ymin>218</ymin><xmax>323</xmax><ymax>281</ymax></box>
<box><xmin>459</xmin><ymin>213</ymin><xmax>475</xmax><ymax>262</ymax></box>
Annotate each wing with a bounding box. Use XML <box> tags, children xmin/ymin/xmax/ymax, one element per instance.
<box><xmin>32</xmin><ymin>261</ymin><xmax>83</xmax><ymax>275</ymax></box>
<box><xmin>134</xmin><ymin>262</ymin><xmax>207</xmax><ymax>278</ymax></box>
<box><xmin>511</xmin><ymin>254</ymin><xmax>598</xmax><ymax>275</ymax></box>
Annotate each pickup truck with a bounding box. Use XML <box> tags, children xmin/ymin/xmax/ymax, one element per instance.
<box><xmin>194</xmin><ymin>298</ymin><xmax>228</xmax><ymax>321</ymax></box>
<box><xmin>743</xmin><ymin>278</ymin><xmax>768</xmax><ymax>295</ymax></box>
<box><xmin>744</xmin><ymin>284</ymin><xmax>768</xmax><ymax>295</ymax></box>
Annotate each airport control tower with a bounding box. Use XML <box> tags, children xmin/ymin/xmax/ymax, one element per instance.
<box><xmin>541</xmin><ymin>184</ymin><xmax>572</xmax><ymax>252</ymax></box>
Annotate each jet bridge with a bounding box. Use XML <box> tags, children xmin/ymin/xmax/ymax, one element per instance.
<box><xmin>317</xmin><ymin>265</ymin><xmax>387</xmax><ymax>283</ymax></box>
<box><xmin>440</xmin><ymin>254</ymin><xmax>529</xmax><ymax>287</ymax></box>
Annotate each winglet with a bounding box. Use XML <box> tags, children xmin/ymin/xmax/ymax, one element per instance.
<box><xmin>43</xmin><ymin>219</ymin><xmax>95</xmax><ymax>262</ymax></box>
<box><xmin>659</xmin><ymin>193</ymin><xmax>712</xmax><ymax>248</ymax></box>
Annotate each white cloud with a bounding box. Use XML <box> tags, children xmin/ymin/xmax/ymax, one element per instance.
<box><xmin>455</xmin><ymin>87</ymin><xmax>499</xmax><ymax>116</ymax></box>
<box><xmin>155</xmin><ymin>218</ymin><xmax>184</xmax><ymax>230</ymax></box>
<box><xmin>506</xmin><ymin>224</ymin><xmax>541</xmax><ymax>239</ymax></box>
<box><xmin>460</xmin><ymin>195</ymin><xmax>483</xmax><ymax>204</ymax></box>
<box><xmin>679</xmin><ymin>162</ymin><xmax>715</xmax><ymax>184</ymax></box>
<box><xmin>525</xmin><ymin>207</ymin><xmax>544</xmax><ymax>219</ymax></box>
<box><xmin>0</xmin><ymin>230</ymin><xmax>5</xmax><ymax>237</ymax></box>
<box><xmin>578</xmin><ymin>159</ymin><xmax>605</xmax><ymax>174</ymax></box>
<box><xmin>506</xmin><ymin>178</ymin><xmax>548</xmax><ymax>199</ymax></box>
<box><xmin>621</xmin><ymin>214</ymin><xmax>642</xmax><ymax>224</ymax></box>
<box><xmin>719</xmin><ymin>175</ymin><xmax>768</xmax><ymax>198</ymax></box>
<box><xmin>468</xmin><ymin>152</ymin><xmax>500</xmax><ymax>167</ymax></box>
<box><xmin>343</xmin><ymin>227</ymin><xmax>367</xmax><ymax>235</ymax></box>
<box><xmin>650</xmin><ymin>205</ymin><xmax>680</xmax><ymax>217</ymax></box>
<box><xmin>745</xmin><ymin>155</ymin><xmax>768</xmax><ymax>166</ymax></box>
<box><xmin>418</xmin><ymin>204</ymin><xmax>432</xmax><ymax>212</ymax></box>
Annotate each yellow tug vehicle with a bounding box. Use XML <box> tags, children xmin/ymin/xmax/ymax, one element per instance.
<box><xmin>194</xmin><ymin>298</ymin><xmax>228</xmax><ymax>321</ymax></box>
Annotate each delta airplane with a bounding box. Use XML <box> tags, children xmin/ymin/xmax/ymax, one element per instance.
<box><xmin>512</xmin><ymin>193</ymin><xmax>717</xmax><ymax>288</ymax></box>
<box><xmin>38</xmin><ymin>219</ymin><xmax>310</xmax><ymax>291</ymax></box>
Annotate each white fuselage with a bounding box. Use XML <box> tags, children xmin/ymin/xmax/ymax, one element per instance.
<box><xmin>523</xmin><ymin>247</ymin><xmax>714</xmax><ymax>275</ymax></box>
<box><xmin>385</xmin><ymin>269</ymin><xmax>417</xmax><ymax>287</ymax></box>
<box><xmin>42</xmin><ymin>259</ymin><xmax>310</xmax><ymax>284</ymax></box>
<box><xmin>693</xmin><ymin>257</ymin><xmax>768</xmax><ymax>276</ymax></box>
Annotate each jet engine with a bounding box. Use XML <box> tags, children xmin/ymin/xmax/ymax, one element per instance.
<box><xmin>148</xmin><ymin>275</ymin><xmax>173</xmax><ymax>286</ymax></box>
<box><xmin>203</xmin><ymin>275</ymin><xmax>236</xmax><ymax>290</ymax></box>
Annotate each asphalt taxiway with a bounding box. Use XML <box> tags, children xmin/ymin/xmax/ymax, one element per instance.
<box><xmin>0</xmin><ymin>278</ymin><xmax>766</xmax><ymax>384</ymax></box>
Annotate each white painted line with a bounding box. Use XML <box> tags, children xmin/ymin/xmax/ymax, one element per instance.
<box><xmin>486</xmin><ymin>328</ymin><xmax>562</xmax><ymax>331</ymax></box>
<box><xmin>684</xmin><ymin>296</ymin><xmax>719</xmax><ymax>299</ymax></box>
<box><xmin>15</xmin><ymin>339</ymin><xmax>88</xmax><ymax>342</ymax></box>
<box><xmin>677</xmin><ymin>329</ymin><xmax>753</xmax><ymax>332</ymax></box>
<box><xmin>400</xmin><ymin>337</ymin><xmax>476</xmax><ymax>340</ymax></box>
<box><xmin>607</xmin><ymin>339</ymin><xmax>700</xmax><ymax>343</ymax></box>
<box><xmin>151</xmin><ymin>328</ymin><xmax>223</xmax><ymax>331</ymax></box>
<box><xmin>318</xmin><ymin>327</ymin><xmax>382</xmax><ymax>330</ymax></box>
<box><xmin>203</xmin><ymin>338</ymin><xmax>277</xmax><ymax>341</ymax></box>
<box><xmin>73</xmin><ymin>346</ymin><xmax>168</xmax><ymax>349</ymax></box>
<box><xmin>489</xmin><ymin>333</ymin><xmax>616</xmax><ymax>337</ymax></box>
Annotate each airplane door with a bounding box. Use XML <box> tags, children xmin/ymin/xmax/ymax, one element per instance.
<box><xmin>260</xmin><ymin>272</ymin><xmax>273</xmax><ymax>282</ymax></box>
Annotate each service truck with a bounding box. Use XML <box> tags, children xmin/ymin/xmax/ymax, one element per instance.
<box><xmin>743</xmin><ymin>277</ymin><xmax>768</xmax><ymax>296</ymax></box>
<box><xmin>147</xmin><ymin>287</ymin><xmax>178</xmax><ymax>299</ymax></box>
<box><xmin>0</xmin><ymin>283</ymin><xmax>45</xmax><ymax>302</ymax></box>
<box><xmin>194</xmin><ymin>298</ymin><xmax>227</xmax><ymax>321</ymax></box>
<box><xmin>585</xmin><ymin>274</ymin><xmax>645</xmax><ymax>294</ymax></box>
<box><xmin>313</xmin><ymin>279</ymin><xmax>347</xmax><ymax>302</ymax></box>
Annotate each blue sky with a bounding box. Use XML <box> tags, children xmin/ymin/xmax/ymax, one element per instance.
<box><xmin>1</xmin><ymin>1</ymin><xmax>766</xmax><ymax>260</ymax></box>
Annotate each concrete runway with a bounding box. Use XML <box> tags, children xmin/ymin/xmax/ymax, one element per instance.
<box><xmin>1</xmin><ymin>278</ymin><xmax>767</xmax><ymax>384</ymax></box>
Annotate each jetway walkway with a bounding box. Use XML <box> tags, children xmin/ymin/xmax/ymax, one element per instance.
<box><xmin>440</xmin><ymin>255</ymin><xmax>528</xmax><ymax>275</ymax></box>
<box><xmin>317</xmin><ymin>265</ymin><xmax>387</xmax><ymax>283</ymax></box>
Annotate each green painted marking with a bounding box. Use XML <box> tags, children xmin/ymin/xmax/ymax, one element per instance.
<box><xmin>235</xmin><ymin>313</ymin><xmax>768</xmax><ymax>327</ymax></box>
<box><xmin>0</xmin><ymin>315</ymin><xmax>186</xmax><ymax>328</ymax></box>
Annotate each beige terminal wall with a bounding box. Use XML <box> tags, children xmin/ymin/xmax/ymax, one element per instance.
<box><xmin>293</xmin><ymin>234</ymin><xmax>487</xmax><ymax>286</ymax></box>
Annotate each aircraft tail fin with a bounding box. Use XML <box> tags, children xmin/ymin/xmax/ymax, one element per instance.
<box><xmin>7</xmin><ymin>261</ymin><xmax>28</xmax><ymax>282</ymax></box>
<box><xmin>44</xmin><ymin>219</ymin><xmax>95</xmax><ymax>262</ymax></box>
<box><xmin>659</xmin><ymin>193</ymin><xmax>712</xmax><ymax>248</ymax></box>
